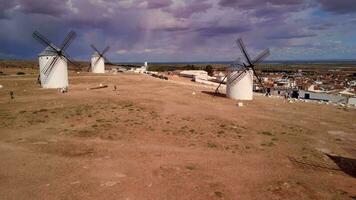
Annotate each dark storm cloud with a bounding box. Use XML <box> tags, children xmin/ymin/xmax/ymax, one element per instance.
<box><xmin>308</xmin><ymin>22</ymin><xmax>336</xmax><ymax>30</ymax></box>
<box><xmin>196</xmin><ymin>25</ymin><xmax>250</xmax><ymax>37</ymax></box>
<box><xmin>154</xmin><ymin>26</ymin><xmax>191</xmax><ymax>32</ymax></box>
<box><xmin>16</xmin><ymin>0</ymin><xmax>70</xmax><ymax>16</ymax></box>
<box><xmin>219</xmin><ymin>0</ymin><xmax>306</xmax><ymax>9</ymax></box>
<box><xmin>218</xmin><ymin>0</ymin><xmax>308</xmax><ymax>23</ymax></box>
<box><xmin>317</xmin><ymin>0</ymin><xmax>356</xmax><ymax>14</ymax></box>
<box><xmin>146</xmin><ymin>0</ymin><xmax>172</xmax><ymax>9</ymax></box>
<box><xmin>166</xmin><ymin>0</ymin><xmax>213</xmax><ymax>18</ymax></box>
<box><xmin>267</xmin><ymin>32</ymin><xmax>317</xmax><ymax>40</ymax></box>
<box><xmin>0</xmin><ymin>1</ymin><xmax>17</xmax><ymax>19</ymax></box>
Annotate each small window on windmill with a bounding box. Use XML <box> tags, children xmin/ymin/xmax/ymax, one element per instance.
<box><xmin>46</xmin><ymin>57</ymin><xmax>48</xmax><ymax>60</ymax></box>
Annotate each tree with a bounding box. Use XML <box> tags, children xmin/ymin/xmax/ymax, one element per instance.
<box><xmin>204</xmin><ymin>65</ymin><xmax>214</xmax><ymax>76</ymax></box>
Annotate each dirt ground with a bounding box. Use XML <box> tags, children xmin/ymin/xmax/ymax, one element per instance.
<box><xmin>0</xmin><ymin>68</ymin><xmax>356</xmax><ymax>200</ymax></box>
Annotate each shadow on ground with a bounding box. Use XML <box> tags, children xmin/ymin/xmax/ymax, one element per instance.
<box><xmin>201</xmin><ymin>91</ymin><xmax>226</xmax><ymax>98</ymax></box>
<box><xmin>326</xmin><ymin>154</ymin><xmax>356</xmax><ymax>178</ymax></box>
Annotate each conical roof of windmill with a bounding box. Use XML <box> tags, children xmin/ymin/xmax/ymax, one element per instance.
<box><xmin>92</xmin><ymin>51</ymin><xmax>100</xmax><ymax>57</ymax></box>
<box><xmin>39</xmin><ymin>46</ymin><xmax>57</xmax><ymax>57</ymax></box>
<box><xmin>229</xmin><ymin>60</ymin><xmax>245</xmax><ymax>71</ymax></box>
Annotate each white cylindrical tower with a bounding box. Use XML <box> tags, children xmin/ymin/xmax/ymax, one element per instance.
<box><xmin>226</xmin><ymin>69</ymin><xmax>254</xmax><ymax>100</ymax></box>
<box><xmin>144</xmin><ymin>61</ymin><xmax>148</xmax><ymax>71</ymax></box>
<box><xmin>38</xmin><ymin>47</ymin><xmax>68</xmax><ymax>89</ymax></box>
<box><xmin>91</xmin><ymin>52</ymin><xmax>105</xmax><ymax>73</ymax></box>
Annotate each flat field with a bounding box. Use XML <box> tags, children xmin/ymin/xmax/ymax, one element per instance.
<box><xmin>0</xmin><ymin>67</ymin><xmax>355</xmax><ymax>199</ymax></box>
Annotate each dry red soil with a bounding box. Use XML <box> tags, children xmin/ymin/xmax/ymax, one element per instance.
<box><xmin>0</xmin><ymin>69</ymin><xmax>356</xmax><ymax>200</ymax></box>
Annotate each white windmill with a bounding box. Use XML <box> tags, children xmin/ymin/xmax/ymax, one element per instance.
<box><xmin>90</xmin><ymin>44</ymin><xmax>111</xmax><ymax>73</ymax></box>
<box><xmin>215</xmin><ymin>38</ymin><xmax>270</xmax><ymax>100</ymax></box>
<box><xmin>33</xmin><ymin>30</ymin><xmax>77</xmax><ymax>89</ymax></box>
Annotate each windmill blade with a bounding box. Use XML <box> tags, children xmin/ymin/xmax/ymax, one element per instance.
<box><xmin>59</xmin><ymin>31</ymin><xmax>77</xmax><ymax>52</ymax></box>
<box><xmin>214</xmin><ymin>75</ymin><xmax>227</xmax><ymax>95</ymax></box>
<box><xmin>230</xmin><ymin>58</ymin><xmax>244</xmax><ymax>68</ymax></box>
<box><xmin>252</xmin><ymin>67</ymin><xmax>264</xmax><ymax>87</ymax></box>
<box><xmin>234</xmin><ymin>62</ymin><xmax>244</xmax><ymax>67</ymax></box>
<box><xmin>90</xmin><ymin>44</ymin><xmax>101</xmax><ymax>54</ymax></box>
<box><xmin>101</xmin><ymin>46</ymin><xmax>110</xmax><ymax>56</ymax></box>
<box><xmin>228</xmin><ymin>69</ymin><xmax>248</xmax><ymax>85</ymax></box>
<box><xmin>61</xmin><ymin>52</ymin><xmax>79</xmax><ymax>67</ymax></box>
<box><xmin>252</xmin><ymin>49</ymin><xmax>270</xmax><ymax>65</ymax></box>
<box><xmin>93</xmin><ymin>55</ymin><xmax>103</xmax><ymax>66</ymax></box>
<box><xmin>42</xmin><ymin>55</ymin><xmax>59</xmax><ymax>74</ymax></box>
<box><xmin>236</xmin><ymin>38</ymin><xmax>252</xmax><ymax>65</ymax></box>
<box><xmin>32</xmin><ymin>31</ymin><xmax>59</xmax><ymax>52</ymax></box>
<box><xmin>44</xmin><ymin>57</ymin><xmax>60</xmax><ymax>78</ymax></box>
<box><xmin>103</xmin><ymin>56</ymin><xmax>115</xmax><ymax>65</ymax></box>
<box><xmin>86</xmin><ymin>65</ymin><xmax>91</xmax><ymax>72</ymax></box>
<box><xmin>227</xmin><ymin>63</ymin><xmax>244</xmax><ymax>71</ymax></box>
<box><xmin>230</xmin><ymin>71</ymin><xmax>249</xmax><ymax>86</ymax></box>
<box><xmin>43</xmin><ymin>56</ymin><xmax>60</xmax><ymax>77</ymax></box>
<box><xmin>41</xmin><ymin>55</ymin><xmax>55</xmax><ymax>74</ymax></box>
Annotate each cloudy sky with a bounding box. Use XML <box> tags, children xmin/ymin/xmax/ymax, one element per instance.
<box><xmin>0</xmin><ymin>0</ymin><xmax>356</xmax><ymax>62</ymax></box>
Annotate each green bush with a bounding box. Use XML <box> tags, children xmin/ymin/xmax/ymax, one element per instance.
<box><xmin>204</xmin><ymin>65</ymin><xmax>214</xmax><ymax>76</ymax></box>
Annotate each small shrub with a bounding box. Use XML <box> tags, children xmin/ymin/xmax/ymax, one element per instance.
<box><xmin>207</xmin><ymin>142</ymin><xmax>217</xmax><ymax>148</ymax></box>
<box><xmin>16</xmin><ymin>72</ymin><xmax>25</xmax><ymax>75</ymax></box>
<box><xmin>185</xmin><ymin>164</ymin><xmax>197</xmax><ymax>170</ymax></box>
<box><xmin>259</xmin><ymin>131</ymin><xmax>273</xmax><ymax>136</ymax></box>
<box><xmin>204</xmin><ymin>65</ymin><xmax>214</xmax><ymax>76</ymax></box>
<box><xmin>214</xmin><ymin>191</ymin><xmax>223</xmax><ymax>198</ymax></box>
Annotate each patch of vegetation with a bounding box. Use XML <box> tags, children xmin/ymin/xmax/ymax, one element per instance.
<box><xmin>189</xmin><ymin>129</ymin><xmax>196</xmax><ymax>133</ymax></box>
<box><xmin>207</xmin><ymin>142</ymin><xmax>217</xmax><ymax>148</ymax></box>
<box><xmin>258</xmin><ymin>131</ymin><xmax>273</xmax><ymax>136</ymax></box>
<box><xmin>219</xmin><ymin>124</ymin><xmax>226</xmax><ymax>128</ymax></box>
<box><xmin>204</xmin><ymin>65</ymin><xmax>214</xmax><ymax>76</ymax></box>
<box><xmin>185</xmin><ymin>164</ymin><xmax>197</xmax><ymax>170</ymax></box>
<box><xmin>123</xmin><ymin>103</ymin><xmax>133</xmax><ymax>108</ymax></box>
<box><xmin>16</xmin><ymin>71</ymin><xmax>25</xmax><ymax>75</ymax></box>
<box><xmin>261</xmin><ymin>142</ymin><xmax>275</xmax><ymax>147</ymax></box>
<box><xmin>75</xmin><ymin>129</ymin><xmax>97</xmax><ymax>137</ymax></box>
<box><xmin>214</xmin><ymin>191</ymin><xmax>223</xmax><ymax>198</ymax></box>
<box><xmin>96</xmin><ymin>119</ymin><xmax>105</xmax><ymax>123</ymax></box>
